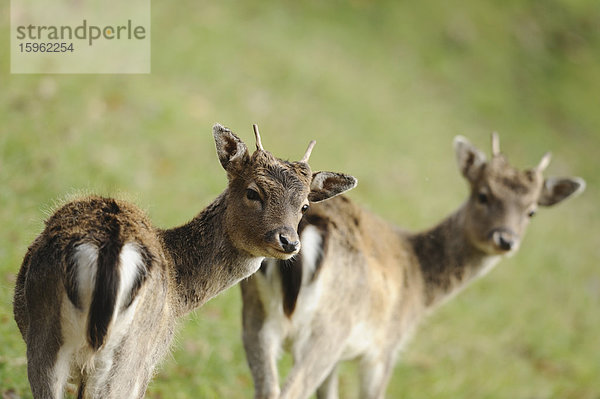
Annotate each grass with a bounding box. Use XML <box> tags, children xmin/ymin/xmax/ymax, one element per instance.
<box><xmin>1</xmin><ymin>0</ymin><xmax>599</xmax><ymax>397</ymax></box>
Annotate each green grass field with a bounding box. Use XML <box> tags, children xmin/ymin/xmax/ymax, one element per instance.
<box><xmin>1</xmin><ymin>0</ymin><xmax>599</xmax><ymax>397</ymax></box>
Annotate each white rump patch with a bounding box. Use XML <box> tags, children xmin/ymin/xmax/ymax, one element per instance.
<box><xmin>116</xmin><ymin>243</ymin><xmax>147</xmax><ymax>311</ymax></box>
<box><xmin>73</xmin><ymin>243</ymin><xmax>99</xmax><ymax>309</ymax></box>
<box><xmin>71</xmin><ymin>242</ymin><xmax>147</xmax><ymax>315</ymax></box>
<box><xmin>57</xmin><ymin>242</ymin><xmax>148</xmax><ymax>388</ymax></box>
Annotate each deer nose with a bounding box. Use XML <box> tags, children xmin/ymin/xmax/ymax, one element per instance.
<box><xmin>279</xmin><ymin>233</ymin><xmax>300</xmax><ymax>253</ymax></box>
<box><xmin>498</xmin><ymin>235</ymin><xmax>513</xmax><ymax>251</ymax></box>
<box><xmin>492</xmin><ymin>229</ymin><xmax>518</xmax><ymax>252</ymax></box>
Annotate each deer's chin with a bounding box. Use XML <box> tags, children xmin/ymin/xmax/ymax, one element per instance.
<box><xmin>493</xmin><ymin>245</ymin><xmax>520</xmax><ymax>257</ymax></box>
<box><xmin>262</xmin><ymin>246</ymin><xmax>298</xmax><ymax>260</ymax></box>
<box><xmin>473</xmin><ymin>240</ymin><xmax>519</xmax><ymax>257</ymax></box>
<box><xmin>272</xmin><ymin>250</ymin><xmax>298</xmax><ymax>260</ymax></box>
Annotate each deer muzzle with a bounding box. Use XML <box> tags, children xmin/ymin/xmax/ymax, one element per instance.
<box><xmin>490</xmin><ymin>228</ymin><xmax>520</xmax><ymax>253</ymax></box>
<box><xmin>265</xmin><ymin>226</ymin><xmax>301</xmax><ymax>255</ymax></box>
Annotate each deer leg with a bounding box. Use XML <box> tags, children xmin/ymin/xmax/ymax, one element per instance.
<box><xmin>358</xmin><ymin>352</ymin><xmax>397</xmax><ymax>399</ymax></box>
<box><xmin>81</xmin><ymin>336</ymin><xmax>157</xmax><ymax>399</ymax></box>
<box><xmin>280</xmin><ymin>329</ymin><xmax>347</xmax><ymax>399</ymax></box>
<box><xmin>316</xmin><ymin>364</ymin><xmax>339</xmax><ymax>399</ymax></box>
<box><xmin>82</xmin><ymin>303</ymin><xmax>172</xmax><ymax>399</ymax></box>
<box><xmin>26</xmin><ymin>328</ymin><xmax>68</xmax><ymax>399</ymax></box>
<box><xmin>243</xmin><ymin>319</ymin><xmax>282</xmax><ymax>399</ymax></box>
<box><xmin>241</xmin><ymin>279</ymin><xmax>282</xmax><ymax>399</ymax></box>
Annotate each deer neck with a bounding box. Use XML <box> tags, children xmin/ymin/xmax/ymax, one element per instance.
<box><xmin>159</xmin><ymin>191</ymin><xmax>263</xmax><ymax>316</ymax></box>
<box><xmin>408</xmin><ymin>204</ymin><xmax>501</xmax><ymax>309</ymax></box>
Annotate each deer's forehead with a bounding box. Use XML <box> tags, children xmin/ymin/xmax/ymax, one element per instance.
<box><xmin>483</xmin><ymin>166</ymin><xmax>542</xmax><ymax>202</ymax></box>
<box><xmin>252</xmin><ymin>165</ymin><xmax>311</xmax><ymax>198</ymax></box>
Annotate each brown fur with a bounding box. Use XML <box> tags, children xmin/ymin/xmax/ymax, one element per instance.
<box><xmin>13</xmin><ymin>123</ymin><xmax>357</xmax><ymax>399</ymax></box>
<box><xmin>241</xmin><ymin>134</ymin><xmax>585</xmax><ymax>399</ymax></box>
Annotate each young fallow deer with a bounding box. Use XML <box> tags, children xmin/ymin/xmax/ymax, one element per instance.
<box><xmin>241</xmin><ymin>133</ymin><xmax>585</xmax><ymax>399</ymax></box>
<box><xmin>13</xmin><ymin>123</ymin><xmax>357</xmax><ymax>399</ymax></box>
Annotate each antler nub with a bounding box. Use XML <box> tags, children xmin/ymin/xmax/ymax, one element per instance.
<box><xmin>491</xmin><ymin>131</ymin><xmax>500</xmax><ymax>157</ymax></box>
<box><xmin>536</xmin><ymin>152</ymin><xmax>552</xmax><ymax>173</ymax></box>
<box><xmin>300</xmin><ymin>140</ymin><xmax>316</xmax><ymax>163</ymax></box>
<box><xmin>253</xmin><ymin>124</ymin><xmax>264</xmax><ymax>151</ymax></box>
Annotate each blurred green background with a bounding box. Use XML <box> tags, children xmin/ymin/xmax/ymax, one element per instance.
<box><xmin>1</xmin><ymin>0</ymin><xmax>599</xmax><ymax>398</ymax></box>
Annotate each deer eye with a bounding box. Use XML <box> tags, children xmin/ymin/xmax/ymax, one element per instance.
<box><xmin>301</xmin><ymin>204</ymin><xmax>310</xmax><ymax>214</ymax></box>
<box><xmin>477</xmin><ymin>192</ymin><xmax>489</xmax><ymax>205</ymax></box>
<box><xmin>246</xmin><ymin>188</ymin><xmax>261</xmax><ymax>202</ymax></box>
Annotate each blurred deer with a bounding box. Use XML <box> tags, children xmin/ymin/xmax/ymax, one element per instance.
<box><xmin>13</xmin><ymin>123</ymin><xmax>357</xmax><ymax>399</ymax></box>
<box><xmin>241</xmin><ymin>133</ymin><xmax>585</xmax><ymax>399</ymax></box>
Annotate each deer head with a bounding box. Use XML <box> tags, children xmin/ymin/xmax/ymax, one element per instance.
<box><xmin>454</xmin><ymin>133</ymin><xmax>585</xmax><ymax>255</ymax></box>
<box><xmin>213</xmin><ymin>123</ymin><xmax>356</xmax><ymax>259</ymax></box>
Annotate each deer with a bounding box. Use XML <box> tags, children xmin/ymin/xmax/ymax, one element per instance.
<box><xmin>12</xmin><ymin>123</ymin><xmax>357</xmax><ymax>399</ymax></box>
<box><xmin>240</xmin><ymin>133</ymin><xmax>585</xmax><ymax>399</ymax></box>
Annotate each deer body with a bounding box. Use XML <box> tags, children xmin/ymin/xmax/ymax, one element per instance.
<box><xmin>242</xmin><ymin>198</ymin><xmax>426</xmax><ymax>399</ymax></box>
<box><xmin>13</xmin><ymin>124</ymin><xmax>357</xmax><ymax>399</ymax></box>
<box><xmin>241</xmin><ymin>134</ymin><xmax>585</xmax><ymax>399</ymax></box>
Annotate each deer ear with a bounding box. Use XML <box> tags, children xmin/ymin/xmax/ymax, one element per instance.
<box><xmin>454</xmin><ymin>136</ymin><xmax>487</xmax><ymax>182</ymax></box>
<box><xmin>308</xmin><ymin>172</ymin><xmax>357</xmax><ymax>203</ymax></box>
<box><xmin>538</xmin><ymin>177</ymin><xmax>585</xmax><ymax>206</ymax></box>
<box><xmin>213</xmin><ymin>123</ymin><xmax>250</xmax><ymax>173</ymax></box>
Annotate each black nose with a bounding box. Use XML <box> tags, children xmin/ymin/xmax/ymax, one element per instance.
<box><xmin>492</xmin><ymin>229</ymin><xmax>518</xmax><ymax>252</ymax></box>
<box><xmin>498</xmin><ymin>234</ymin><xmax>513</xmax><ymax>251</ymax></box>
<box><xmin>279</xmin><ymin>234</ymin><xmax>300</xmax><ymax>253</ymax></box>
